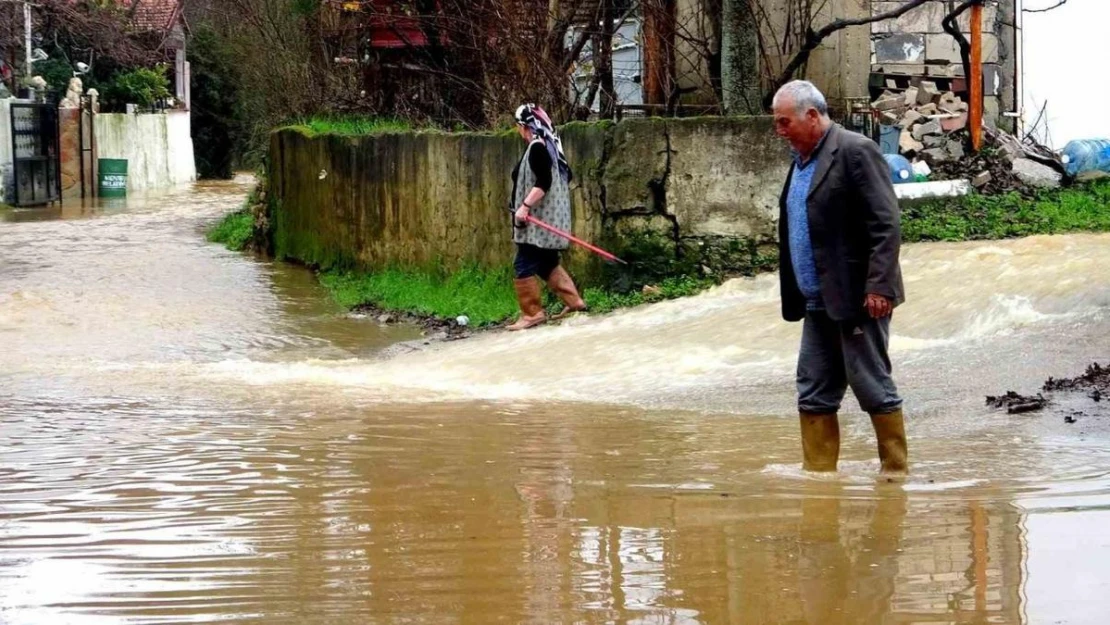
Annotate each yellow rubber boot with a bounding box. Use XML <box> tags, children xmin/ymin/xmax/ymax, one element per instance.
<box><xmin>869</xmin><ymin>409</ymin><xmax>908</xmax><ymax>474</ymax></box>
<box><xmin>800</xmin><ymin>411</ymin><xmax>840</xmax><ymax>472</ymax></box>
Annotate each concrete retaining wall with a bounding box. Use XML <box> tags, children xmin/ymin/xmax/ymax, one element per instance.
<box><xmin>269</xmin><ymin>117</ymin><xmax>790</xmax><ymax>285</ymax></box>
<box><xmin>94</xmin><ymin>111</ymin><xmax>196</xmax><ymax>192</ymax></box>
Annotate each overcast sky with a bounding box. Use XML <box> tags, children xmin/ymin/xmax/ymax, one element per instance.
<box><xmin>1021</xmin><ymin>0</ymin><xmax>1109</xmax><ymax>148</ymax></box>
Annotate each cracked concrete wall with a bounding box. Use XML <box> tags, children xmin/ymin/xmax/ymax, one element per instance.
<box><xmin>269</xmin><ymin>118</ymin><xmax>790</xmax><ymax>285</ymax></box>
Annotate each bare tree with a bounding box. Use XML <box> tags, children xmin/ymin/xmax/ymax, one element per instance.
<box><xmin>0</xmin><ymin>0</ymin><xmax>164</xmax><ymax>76</ymax></box>
<box><xmin>670</xmin><ymin>0</ymin><xmax>724</xmax><ymax>110</ymax></box>
<box><xmin>755</xmin><ymin>0</ymin><xmax>933</xmax><ymax>109</ymax></box>
<box><xmin>1023</xmin><ymin>0</ymin><xmax>1066</xmax><ymax>13</ymax></box>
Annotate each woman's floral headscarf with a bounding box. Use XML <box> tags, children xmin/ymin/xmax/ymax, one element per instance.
<box><xmin>514</xmin><ymin>103</ymin><xmax>572</xmax><ymax>182</ymax></box>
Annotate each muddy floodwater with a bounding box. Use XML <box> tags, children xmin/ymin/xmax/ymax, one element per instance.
<box><xmin>2</xmin><ymin>178</ymin><xmax>1110</xmax><ymax>624</ymax></box>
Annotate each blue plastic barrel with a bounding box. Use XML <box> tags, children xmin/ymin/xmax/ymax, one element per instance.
<box><xmin>879</xmin><ymin>125</ymin><xmax>901</xmax><ymax>155</ymax></box>
<box><xmin>1060</xmin><ymin>139</ymin><xmax>1110</xmax><ymax>177</ymax></box>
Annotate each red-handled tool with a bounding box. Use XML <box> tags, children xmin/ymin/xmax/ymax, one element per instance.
<box><xmin>512</xmin><ymin>210</ymin><xmax>627</xmax><ymax>265</ymax></box>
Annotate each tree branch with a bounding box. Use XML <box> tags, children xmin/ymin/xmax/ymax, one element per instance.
<box><xmin>941</xmin><ymin>0</ymin><xmax>980</xmax><ymax>98</ymax></box>
<box><xmin>1024</xmin><ymin>0</ymin><xmax>1067</xmax><ymax>13</ymax></box>
<box><xmin>561</xmin><ymin>1</ymin><xmax>636</xmax><ymax>74</ymax></box>
<box><xmin>762</xmin><ymin>0</ymin><xmax>932</xmax><ymax>109</ymax></box>
<box><xmin>561</xmin><ymin>15</ymin><xmax>598</xmax><ymax>73</ymax></box>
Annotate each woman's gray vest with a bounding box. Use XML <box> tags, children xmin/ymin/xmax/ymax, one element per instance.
<box><xmin>512</xmin><ymin>140</ymin><xmax>571</xmax><ymax>250</ymax></box>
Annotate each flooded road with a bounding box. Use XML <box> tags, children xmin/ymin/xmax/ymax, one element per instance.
<box><xmin>2</xmin><ymin>179</ymin><xmax>1110</xmax><ymax>623</ymax></box>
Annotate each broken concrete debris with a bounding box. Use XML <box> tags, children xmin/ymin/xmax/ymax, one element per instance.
<box><xmin>871</xmin><ymin>87</ymin><xmax>1064</xmax><ymax>194</ymax></box>
<box><xmin>917</xmin><ymin>80</ymin><xmax>942</xmax><ymax>105</ymax></box>
<box><xmin>873</xmin><ymin>96</ymin><xmax>904</xmax><ymax>112</ymax></box>
<box><xmin>1013</xmin><ymin>158</ymin><xmax>1063</xmax><ymax>189</ymax></box>
<box><xmin>940</xmin><ymin>113</ymin><xmax>968</xmax><ymax>132</ymax></box>
<box><xmin>923</xmin><ymin>135</ymin><xmax>946</xmax><ymax>149</ymax></box>
<box><xmin>873</xmin><ymin>86</ymin><xmax>967</xmax><ymax>164</ymax></box>
<box><xmin>912</xmin><ymin>119</ymin><xmax>943</xmax><ymax>141</ymax></box>
<box><xmin>921</xmin><ymin>148</ymin><xmax>950</xmax><ymax>165</ymax></box>
<box><xmin>901</xmin><ymin>110</ymin><xmax>924</xmax><ymax>127</ymax></box>
<box><xmin>899</xmin><ymin>130</ymin><xmax>924</xmax><ymax>156</ymax></box>
<box><xmin>946</xmin><ymin>140</ymin><xmax>965</xmax><ymax>161</ymax></box>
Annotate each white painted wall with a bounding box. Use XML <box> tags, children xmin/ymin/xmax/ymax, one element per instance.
<box><xmin>569</xmin><ymin>19</ymin><xmax>645</xmax><ymax>111</ymax></box>
<box><xmin>0</xmin><ymin>99</ymin><xmax>15</xmax><ymax>203</ymax></box>
<box><xmin>94</xmin><ymin>110</ymin><xmax>196</xmax><ymax>191</ymax></box>
<box><xmin>1021</xmin><ymin>0</ymin><xmax>1110</xmax><ymax>149</ymax></box>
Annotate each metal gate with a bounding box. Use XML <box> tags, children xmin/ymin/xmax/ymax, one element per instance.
<box><xmin>10</xmin><ymin>102</ymin><xmax>61</xmax><ymax>207</ymax></box>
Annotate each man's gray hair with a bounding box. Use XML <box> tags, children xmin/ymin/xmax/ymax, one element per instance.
<box><xmin>773</xmin><ymin>80</ymin><xmax>829</xmax><ymax>116</ymax></box>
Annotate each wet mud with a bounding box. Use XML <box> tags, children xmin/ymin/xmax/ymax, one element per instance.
<box><xmin>988</xmin><ymin>362</ymin><xmax>1109</xmax><ymax>420</ymax></box>
<box><xmin>355</xmin><ymin>302</ymin><xmax>587</xmax><ymax>357</ymax></box>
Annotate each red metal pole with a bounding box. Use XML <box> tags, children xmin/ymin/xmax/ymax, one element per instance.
<box><xmin>522</xmin><ymin>215</ymin><xmax>627</xmax><ymax>265</ymax></box>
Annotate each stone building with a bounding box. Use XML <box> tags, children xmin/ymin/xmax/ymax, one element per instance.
<box><xmin>707</xmin><ymin>1</ymin><xmax>1019</xmax><ymax>130</ymax></box>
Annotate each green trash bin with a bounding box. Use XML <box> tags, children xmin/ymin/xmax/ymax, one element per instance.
<box><xmin>98</xmin><ymin>158</ymin><xmax>128</xmax><ymax>198</ymax></box>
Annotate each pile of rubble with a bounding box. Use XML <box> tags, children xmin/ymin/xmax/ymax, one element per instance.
<box><xmin>872</xmin><ymin>81</ymin><xmax>970</xmax><ymax>165</ymax></box>
<box><xmin>927</xmin><ymin>131</ymin><xmax>1031</xmax><ymax>196</ymax></box>
<box><xmin>871</xmin><ymin>82</ymin><xmax>1067</xmax><ymax>194</ymax></box>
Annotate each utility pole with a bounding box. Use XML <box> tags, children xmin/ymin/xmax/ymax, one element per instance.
<box><xmin>969</xmin><ymin>2</ymin><xmax>983</xmax><ymax>150</ymax></box>
<box><xmin>24</xmin><ymin>0</ymin><xmax>32</xmax><ymax>81</ymax></box>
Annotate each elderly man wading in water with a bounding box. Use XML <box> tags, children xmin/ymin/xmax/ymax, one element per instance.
<box><xmin>771</xmin><ymin>80</ymin><xmax>909</xmax><ymax>474</ymax></box>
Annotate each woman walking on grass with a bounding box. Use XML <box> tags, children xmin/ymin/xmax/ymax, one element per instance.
<box><xmin>506</xmin><ymin>104</ymin><xmax>587</xmax><ymax>331</ymax></box>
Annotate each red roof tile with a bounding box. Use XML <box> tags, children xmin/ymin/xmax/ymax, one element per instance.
<box><xmin>121</xmin><ymin>0</ymin><xmax>182</xmax><ymax>33</ymax></box>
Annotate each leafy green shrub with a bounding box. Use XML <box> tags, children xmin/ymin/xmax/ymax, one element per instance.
<box><xmin>103</xmin><ymin>66</ymin><xmax>171</xmax><ymax>109</ymax></box>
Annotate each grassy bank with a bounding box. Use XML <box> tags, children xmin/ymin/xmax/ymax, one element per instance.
<box><xmin>207</xmin><ymin>182</ymin><xmax>262</xmax><ymax>251</ymax></box>
<box><xmin>206</xmin><ymin>209</ymin><xmax>253</xmax><ymax>251</ymax></box>
<box><xmin>280</xmin><ymin>116</ymin><xmax>415</xmax><ymax>138</ymax></box>
<box><xmin>321</xmin><ymin>266</ymin><xmax>516</xmax><ymax>326</ymax></box>
<box><xmin>319</xmin><ymin>265</ymin><xmax>713</xmax><ymax>327</ymax></box>
<box><xmin>279</xmin><ymin>114</ymin><xmax>535</xmax><ymax>139</ymax></box>
<box><xmin>903</xmin><ymin>179</ymin><xmax>1110</xmax><ymax>242</ymax></box>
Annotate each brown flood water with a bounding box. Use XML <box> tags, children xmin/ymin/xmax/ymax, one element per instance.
<box><xmin>2</xmin><ymin>177</ymin><xmax>1110</xmax><ymax>624</ymax></box>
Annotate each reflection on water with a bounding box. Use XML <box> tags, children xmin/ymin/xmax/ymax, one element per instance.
<box><xmin>2</xmin><ymin>179</ymin><xmax>1110</xmax><ymax>623</ymax></box>
<box><xmin>0</xmin><ymin>399</ymin><xmax>1047</xmax><ymax>624</ymax></box>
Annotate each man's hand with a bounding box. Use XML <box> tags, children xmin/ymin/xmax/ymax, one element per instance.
<box><xmin>514</xmin><ymin>205</ymin><xmax>530</xmax><ymax>228</ymax></box>
<box><xmin>865</xmin><ymin>293</ymin><xmax>893</xmax><ymax>318</ymax></box>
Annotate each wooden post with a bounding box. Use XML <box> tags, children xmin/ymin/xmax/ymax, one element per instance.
<box><xmin>641</xmin><ymin>0</ymin><xmax>676</xmax><ymax>107</ymax></box>
<box><xmin>969</xmin><ymin>3</ymin><xmax>983</xmax><ymax>150</ymax></box>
